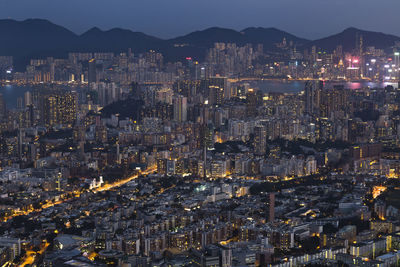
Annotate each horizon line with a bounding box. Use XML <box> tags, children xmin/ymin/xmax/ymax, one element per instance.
<box><xmin>1</xmin><ymin>17</ymin><xmax>398</xmax><ymax>42</ymax></box>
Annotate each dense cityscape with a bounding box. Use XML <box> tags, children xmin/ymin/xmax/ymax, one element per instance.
<box><xmin>1</xmin><ymin>17</ymin><xmax>400</xmax><ymax>267</ymax></box>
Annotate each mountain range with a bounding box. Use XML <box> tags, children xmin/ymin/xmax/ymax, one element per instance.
<box><xmin>1</xmin><ymin>19</ymin><xmax>400</xmax><ymax>70</ymax></box>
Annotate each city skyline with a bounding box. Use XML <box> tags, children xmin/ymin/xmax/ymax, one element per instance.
<box><xmin>1</xmin><ymin>0</ymin><xmax>400</xmax><ymax>39</ymax></box>
<box><xmin>2</xmin><ymin>1</ymin><xmax>400</xmax><ymax>266</ymax></box>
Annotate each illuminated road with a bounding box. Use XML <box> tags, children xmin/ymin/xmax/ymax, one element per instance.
<box><xmin>1</xmin><ymin>166</ymin><xmax>157</xmax><ymax>222</ymax></box>
<box><xmin>20</xmin><ymin>241</ymin><xmax>49</xmax><ymax>267</ymax></box>
<box><xmin>20</xmin><ymin>250</ymin><xmax>35</xmax><ymax>267</ymax></box>
<box><xmin>93</xmin><ymin>166</ymin><xmax>157</xmax><ymax>193</ymax></box>
<box><xmin>372</xmin><ymin>185</ymin><xmax>387</xmax><ymax>199</ymax></box>
<box><xmin>3</xmin><ymin>167</ymin><xmax>157</xmax><ymax>265</ymax></box>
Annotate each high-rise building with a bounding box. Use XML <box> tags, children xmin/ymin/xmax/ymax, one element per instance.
<box><xmin>0</xmin><ymin>93</ymin><xmax>6</xmax><ymax>119</ymax></box>
<box><xmin>319</xmin><ymin>85</ymin><xmax>349</xmax><ymax>118</ymax></box>
<box><xmin>0</xmin><ymin>238</ymin><xmax>21</xmax><ymax>260</ymax></box>
<box><xmin>395</xmin><ymin>51</ymin><xmax>400</xmax><ymax>80</ymax></box>
<box><xmin>73</xmin><ymin>125</ymin><xmax>86</xmax><ymax>143</ymax></box>
<box><xmin>356</xmin><ymin>33</ymin><xmax>364</xmax><ymax>77</ymax></box>
<box><xmin>95</xmin><ymin>82</ymin><xmax>120</xmax><ymax>106</ymax></box>
<box><xmin>210</xmin><ymin>85</ymin><xmax>224</xmax><ymax>106</ymax></box>
<box><xmin>42</xmin><ymin>95</ymin><xmax>57</xmax><ymax>127</ymax></box>
<box><xmin>95</xmin><ymin>125</ymin><xmax>108</xmax><ymax>143</ymax></box>
<box><xmin>304</xmin><ymin>81</ymin><xmax>314</xmax><ymax>115</ymax></box>
<box><xmin>246</xmin><ymin>89</ymin><xmax>258</xmax><ymax>117</ymax></box>
<box><xmin>173</xmin><ymin>95</ymin><xmax>187</xmax><ymax>122</ymax></box>
<box><xmin>24</xmin><ymin>91</ymin><xmax>32</xmax><ymax>108</ymax></box>
<box><xmin>40</xmin><ymin>91</ymin><xmax>77</xmax><ymax>127</ymax></box>
<box><xmin>203</xmin><ymin>77</ymin><xmax>227</xmax><ymax>106</ymax></box>
<box><xmin>304</xmin><ymin>80</ymin><xmax>323</xmax><ymax>116</ymax></box>
<box><xmin>254</xmin><ymin>125</ymin><xmax>267</xmax><ymax>155</ymax></box>
<box><xmin>173</xmin><ymin>80</ymin><xmax>201</xmax><ymax>98</ymax></box>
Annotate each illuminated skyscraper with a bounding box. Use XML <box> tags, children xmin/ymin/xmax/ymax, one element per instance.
<box><xmin>42</xmin><ymin>95</ymin><xmax>57</xmax><ymax>127</ymax></box>
<box><xmin>40</xmin><ymin>91</ymin><xmax>77</xmax><ymax>127</ymax></box>
<box><xmin>246</xmin><ymin>89</ymin><xmax>258</xmax><ymax>117</ymax></box>
<box><xmin>305</xmin><ymin>81</ymin><xmax>314</xmax><ymax>115</ymax></box>
<box><xmin>319</xmin><ymin>85</ymin><xmax>349</xmax><ymax>118</ymax></box>
<box><xmin>173</xmin><ymin>80</ymin><xmax>200</xmax><ymax>98</ymax></box>
<box><xmin>304</xmin><ymin>80</ymin><xmax>323</xmax><ymax>116</ymax></box>
<box><xmin>202</xmin><ymin>77</ymin><xmax>227</xmax><ymax>106</ymax></box>
<box><xmin>254</xmin><ymin>125</ymin><xmax>267</xmax><ymax>155</ymax></box>
<box><xmin>173</xmin><ymin>95</ymin><xmax>187</xmax><ymax>122</ymax></box>
<box><xmin>356</xmin><ymin>33</ymin><xmax>364</xmax><ymax>77</ymax></box>
<box><xmin>395</xmin><ymin>52</ymin><xmax>400</xmax><ymax>66</ymax></box>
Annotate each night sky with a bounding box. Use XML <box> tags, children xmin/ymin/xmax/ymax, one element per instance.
<box><xmin>0</xmin><ymin>0</ymin><xmax>399</xmax><ymax>39</ymax></box>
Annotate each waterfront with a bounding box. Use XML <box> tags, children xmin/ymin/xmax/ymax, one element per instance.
<box><xmin>0</xmin><ymin>84</ymin><xmax>31</xmax><ymax>109</ymax></box>
<box><xmin>1</xmin><ymin>80</ymin><xmax>399</xmax><ymax>109</ymax></box>
<box><xmin>250</xmin><ymin>80</ymin><xmax>399</xmax><ymax>93</ymax></box>
<box><xmin>0</xmin><ymin>84</ymin><xmax>85</xmax><ymax>109</ymax></box>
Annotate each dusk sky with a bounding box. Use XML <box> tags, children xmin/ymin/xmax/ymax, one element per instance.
<box><xmin>0</xmin><ymin>0</ymin><xmax>399</xmax><ymax>39</ymax></box>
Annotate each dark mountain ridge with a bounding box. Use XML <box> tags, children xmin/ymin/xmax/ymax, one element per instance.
<box><xmin>304</xmin><ymin>27</ymin><xmax>400</xmax><ymax>52</ymax></box>
<box><xmin>1</xmin><ymin>19</ymin><xmax>399</xmax><ymax>70</ymax></box>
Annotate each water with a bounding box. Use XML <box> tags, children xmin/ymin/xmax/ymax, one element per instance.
<box><xmin>249</xmin><ymin>80</ymin><xmax>399</xmax><ymax>93</ymax></box>
<box><xmin>0</xmin><ymin>84</ymin><xmax>87</xmax><ymax>109</ymax></box>
<box><xmin>0</xmin><ymin>84</ymin><xmax>32</xmax><ymax>109</ymax></box>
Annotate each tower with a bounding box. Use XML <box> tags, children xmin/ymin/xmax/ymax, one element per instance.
<box><xmin>356</xmin><ymin>33</ymin><xmax>364</xmax><ymax>77</ymax></box>
<box><xmin>395</xmin><ymin>52</ymin><xmax>400</xmax><ymax>68</ymax></box>
<box><xmin>202</xmin><ymin>102</ymin><xmax>209</xmax><ymax>179</ymax></box>
<box><xmin>203</xmin><ymin>77</ymin><xmax>227</xmax><ymax>106</ymax></box>
<box><xmin>254</xmin><ymin>125</ymin><xmax>267</xmax><ymax>156</ymax></box>
<box><xmin>305</xmin><ymin>81</ymin><xmax>313</xmax><ymax>115</ymax></box>
<box><xmin>173</xmin><ymin>95</ymin><xmax>187</xmax><ymax>122</ymax></box>
<box><xmin>40</xmin><ymin>91</ymin><xmax>77</xmax><ymax>127</ymax></box>
<box><xmin>24</xmin><ymin>91</ymin><xmax>32</xmax><ymax>107</ymax></box>
<box><xmin>18</xmin><ymin>129</ymin><xmax>24</xmax><ymax>160</ymax></box>
<box><xmin>304</xmin><ymin>80</ymin><xmax>323</xmax><ymax>116</ymax></box>
<box><xmin>246</xmin><ymin>89</ymin><xmax>258</xmax><ymax>117</ymax></box>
